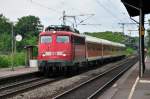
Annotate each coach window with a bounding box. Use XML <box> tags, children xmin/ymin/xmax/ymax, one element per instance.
<box><xmin>57</xmin><ymin>36</ymin><xmax>69</xmax><ymax>43</ymax></box>
<box><xmin>41</xmin><ymin>36</ymin><xmax>52</xmax><ymax>43</ymax></box>
<box><xmin>104</xmin><ymin>45</ymin><xmax>106</xmax><ymax>50</ymax></box>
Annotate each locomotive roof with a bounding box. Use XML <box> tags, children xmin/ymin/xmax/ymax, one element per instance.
<box><xmin>84</xmin><ymin>35</ymin><xmax>125</xmax><ymax>47</ymax></box>
<box><xmin>45</xmin><ymin>25</ymin><xmax>80</xmax><ymax>34</ymax></box>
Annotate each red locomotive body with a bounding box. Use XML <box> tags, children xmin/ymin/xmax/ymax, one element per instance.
<box><xmin>38</xmin><ymin>26</ymin><xmax>86</xmax><ymax>74</ymax></box>
<box><xmin>38</xmin><ymin>31</ymin><xmax>86</xmax><ymax>62</ymax></box>
<box><xmin>38</xmin><ymin>32</ymin><xmax>72</xmax><ymax>61</ymax></box>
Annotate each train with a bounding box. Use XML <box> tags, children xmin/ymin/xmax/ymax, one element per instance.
<box><xmin>37</xmin><ymin>25</ymin><xmax>126</xmax><ymax>75</ymax></box>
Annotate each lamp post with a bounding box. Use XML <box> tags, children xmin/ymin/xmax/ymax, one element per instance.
<box><xmin>11</xmin><ymin>22</ymin><xmax>20</xmax><ymax>71</ymax></box>
<box><xmin>11</xmin><ymin>22</ymin><xmax>14</xmax><ymax>71</ymax></box>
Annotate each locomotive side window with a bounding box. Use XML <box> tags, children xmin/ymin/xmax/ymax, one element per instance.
<box><xmin>73</xmin><ymin>36</ymin><xmax>85</xmax><ymax>45</ymax></box>
<box><xmin>41</xmin><ymin>36</ymin><xmax>52</xmax><ymax>43</ymax></box>
<box><xmin>56</xmin><ymin>36</ymin><xmax>69</xmax><ymax>43</ymax></box>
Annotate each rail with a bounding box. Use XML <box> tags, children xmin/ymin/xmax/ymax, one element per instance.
<box><xmin>53</xmin><ymin>56</ymin><xmax>138</xmax><ymax>99</ymax></box>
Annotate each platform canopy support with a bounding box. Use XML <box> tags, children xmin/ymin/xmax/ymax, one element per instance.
<box><xmin>139</xmin><ymin>8</ymin><xmax>145</xmax><ymax>77</ymax></box>
<box><xmin>121</xmin><ymin>0</ymin><xmax>150</xmax><ymax>77</ymax></box>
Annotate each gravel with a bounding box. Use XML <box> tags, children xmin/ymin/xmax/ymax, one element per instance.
<box><xmin>8</xmin><ymin>60</ymin><xmax>123</xmax><ymax>99</ymax></box>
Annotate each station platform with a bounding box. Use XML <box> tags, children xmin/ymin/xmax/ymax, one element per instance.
<box><xmin>99</xmin><ymin>56</ymin><xmax>150</xmax><ymax>99</ymax></box>
<box><xmin>0</xmin><ymin>66</ymin><xmax>38</xmax><ymax>78</ymax></box>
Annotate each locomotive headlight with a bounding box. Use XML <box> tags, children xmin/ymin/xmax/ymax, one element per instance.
<box><xmin>62</xmin><ymin>54</ymin><xmax>66</xmax><ymax>56</ymax></box>
<box><xmin>53</xmin><ymin>31</ymin><xmax>56</xmax><ymax>33</ymax></box>
<box><xmin>42</xmin><ymin>53</ymin><xmax>46</xmax><ymax>57</ymax></box>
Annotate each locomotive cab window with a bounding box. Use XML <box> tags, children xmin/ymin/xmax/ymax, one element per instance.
<box><xmin>40</xmin><ymin>36</ymin><xmax>52</xmax><ymax>43</ymax></box>
<box><xmin>56</xmin><ymin>36</ymin><xmax>70</xmax><ymax>43</ymax></box>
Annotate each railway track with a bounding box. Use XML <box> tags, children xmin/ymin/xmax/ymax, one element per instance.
<box><xmin>53</xmin><ymin>56</ymin><xmax>138</xmax><ymax>99</ymax></box>
<box><xmin>0</xmin><ymin>72</ymin><xmax>59</xmax><ymax>98</ymax></box>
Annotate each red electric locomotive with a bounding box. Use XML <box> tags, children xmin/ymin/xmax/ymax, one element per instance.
<box><xmin>38</xmin><ymin>25</ymin><xmax>86</xmax><ymax>74</ymax></box>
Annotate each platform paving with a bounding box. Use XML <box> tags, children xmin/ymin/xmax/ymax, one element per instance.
<box><xmin>99</xmin><ymin>56</ymin><xmax>150</xmax><ymax>99</ymax></box>
<box><xmin>0</xmin><ymin>66</ymin><xmax>38</xmax><ymax>78</ymax></box>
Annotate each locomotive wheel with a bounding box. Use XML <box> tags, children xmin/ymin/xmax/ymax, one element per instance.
<box><xmin>63</xmin><ymin>66</ymin><xmax>68</xmax><ymax>76</ymax></box>
<box><xmin>44</xmin><ymin>66</ymin><xmax>49</xmax><ymax>76</ymax></box>
<box><xmin>66</xmin><ymin>66</ymin><xmax>73</xmax><ymax>76</ymax></box>
<box><xmin>38</xmin><ymin>66</ymin><xmax>43</xmax><ymax>73</ymax></box>
<box><xmin>73</xmin><ymin>66</ymin><xmax>79</xmax><ymax>74</ymax></box>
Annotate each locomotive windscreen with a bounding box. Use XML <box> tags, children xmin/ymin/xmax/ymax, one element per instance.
<box><xmin>41</xmin><ymin>36</ymin><xmax>52</xmax><ymax>43</ymax></box>
<box><xmin>56</xmin><ymin>36</ymin><xmax>70</xmax><ymax>43</ymax></box>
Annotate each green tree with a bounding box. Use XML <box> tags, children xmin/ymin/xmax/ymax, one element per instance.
<box><xmin>15</xmin><ymin>15</ymin><xmax>43</xmax><ymax>38</ymax></box>
<box><xmin>0</xmin><ymin>15</ymin><xmax>43</xmax><ymax>67</ymax></box>
<box><xmin>14</xmin><ymin>15</ymin><xmax>43</xmax><ymax>51</ymax></box>
<box><xmin>0</xmin><ymin>33</ymin><xmax>11</xmax><ymax>53</ymax></box>
<box><xmin>85</xmin><ymin>31</ymin><xmax>125</xmax><ymax>43</ymax></box>
<box><xmin>0</xmin><ymin>14</ymin><xmax>11</xmax><ymax>34</ymax></box>
<box><xmin>0</xmin><ymin>14</ymin><xmax>12</xmax><ymax>53</ymax></box>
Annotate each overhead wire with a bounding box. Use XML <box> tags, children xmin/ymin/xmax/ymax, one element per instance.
<box><xmin>29</xmin><ymin>0</ymin><xmax>109</xmax><ymax>32</ymax></box>
<box><xmin>29</xmin><ymin>0</ymin><xmax>61</xmax><ymax>14</ymax></box>
<box><xmin>59</xmin><ymin>0</ymin><xmax>86</xmax><ymax>15</ymax></box>
<box><xmin>97</xmin><ymin>0</ymin><xmax>139</xmax><ymax>33</ymax></box>
<box><xmin>28</xmin><ymin>0</ymin><xmax>128</xmax><ymax>32</ymax></box>
<box><xmin>60</xmin><ymin>0</ymin><xmax>96</xmax><ymax>26</ymax></box>
<box><xmin>95</xmin><ymin>0</ymin><xmax>123</xmax><ymax>23</ymax></box>
<box><xmin>107</xmin><ymin>0</ymin><xmax>138</xmax><ymax>31</ymax></box>
<box><xmin>107</xmin><ymin>0</ymin><xmax>129</xmax><ymax>21</ymax></box>
<box><xmin>94</xmin><ymin>0</ymin><xmax>124</xmax><ymax>32</ymax></box>
<box><xmin>108</xmin><ymin>0</ymin><xmax>134</xmax><ymax>32</ymax></box>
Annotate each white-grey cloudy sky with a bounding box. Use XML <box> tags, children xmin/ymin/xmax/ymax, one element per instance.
<box><xmin>0</xmin><ymin>0</ymin><xmax>150</xmax><ymax>36</ymax></box>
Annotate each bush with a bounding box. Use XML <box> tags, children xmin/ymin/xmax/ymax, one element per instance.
<box><xmin>0</xmin><ymin>52</ymin><xmax>25</xmax><ymax>68</ymax></box>
<box><xmin>0</xmin><ymin>55</ymin><xmax>11</xmax><ymax>68</ymax></box>
<box><xmin>13</xmin><ymin>52</ymin><xmax>25</xmax><ymax>66</ymax></box>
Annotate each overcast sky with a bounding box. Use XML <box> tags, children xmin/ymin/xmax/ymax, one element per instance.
<box><xmin>0</xmin><ymin>0</ymin><xmax>150</xmax><ymax>36</ymax></box>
